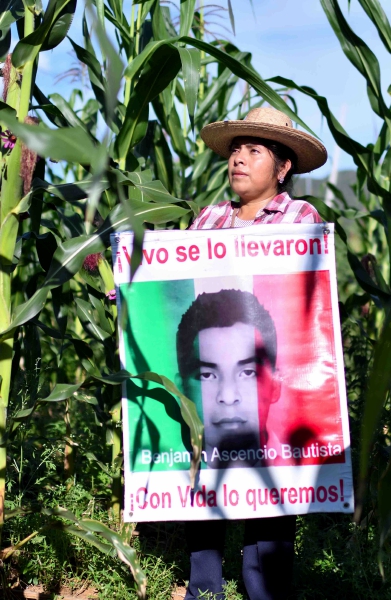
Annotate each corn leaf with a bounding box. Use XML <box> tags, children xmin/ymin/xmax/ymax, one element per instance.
<box><xmin>179</xmin><ymin>36</ymin><xmax>318</xmax><ymax>137</ymax></box>
<box><xmin>320</xmin><ymin>0</ymin><xmax>390</xmax><ymax>121</ymax></box>
<box><xmin>85</xmin><ymin>368</ymin><xmax>203</xmax><ymax>488</ymax></box>
<box><xmin>12</xmin><ymin>0</ymin><xmax>75</xmax><ymax>68</ymax></box>
<box><xmin>357</xmin><ymin>0</ymin><xmax>391</xmax><ymax>54</ymax></box>
<box><xmin>227</xmin><ymin>0</ymin><xmax>235</xmax><ymax>35</ymax></box>
<box><xmin>357</xmin><ymin>314</ymin><xmax>391</xmax><ymax>521</ymax></box>
<box><xmin>267</xmin><ymin>76</ymin><xmax>391</xmax><ymax>203</ymax></box>
<box><xmin>135</xmin><ymin>371</ymin><xmax>203</xmax><ymax>487</ymax></box>
<box><xmin>0</xmin><ymin>0</ymin><xmax>24</xmax><ymax>30</ymax></box>
<box><xmin>40</xmin><ymin>383</ymin><xmax>82</xmax><ymax>402</ymax></box>
<box><xmin>40</xmin><ymin>0</ymin><xmax>77</xmax><ymax>51</ymax></box>
<box><xmin>379</xmin><ymin>460</ymin><xmax>391</xmax><ymax>547</ymax></box>
<box><xmin>115</xmin><ymin>44</ymin><xmax>181</xmax><ymax>160</ymax></box>
<box><xmin>179</xmin><ymin>0</ymin><xmax>196</xmax><ymax>37</ymax></box>
<box><xmin>0</xmin><ymin>204</ymin><xmax>135</xmax><ymax>338</ymax></box>
<box><xmin>178</xmin><ymin>47</ymin><xmax>201</xmax><ymax>129</ymax></box>
<box><xmin>75</xmin><ymin>297</ymin><xmax>112</xmax><ymax>342</ymax></box>
<box><xmin>0</xmin><ymin>110</ymin><xmax>98</xmax><ymax>164</ymax></box>
<box><xmin>42</xmin><ymin>507</ymin><xmax>146</xmax><ymax>598</ymax></box>
<box><xmin>127</xmin><ymin>198</ymin><xmax>190</xmax><ymax>224</ymax></box>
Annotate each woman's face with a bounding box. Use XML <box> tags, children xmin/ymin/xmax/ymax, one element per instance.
<box><xmin>228</xmin><ymin>136</ymin><xmax>288</xmax><ymax>203</ymax></box>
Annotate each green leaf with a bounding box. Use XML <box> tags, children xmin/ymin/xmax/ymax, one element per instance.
<box><xmin>152</xmin><ymin>122</ymin><xmax>174</xmax><ymax>192</ymax></box>
<box><xmin>85</xmin><ymin>369</ymin><xmax>131</xmax><ymax>385</ymax></box>
<box><xmin>206</xmin><ymin>162</ymin><xmax>228</xmax><ymax>190</ymax></box>
<box><xmin>68</xmin><ymin>34</ymin><xmax>121</xmax><ymax>132</ymax></box>
<box><xmin>321</xmin><ymin>0</ymin><xmax>390</xmax><ymax>121</ymax></box>
<box><xmin>85</xmin><ymin>451</ymin><xmax>113</xmax><ymax>475</ymax></box>
<box><xmin>61</xmin><ymin>524</ymin><xmax>115</xmax><ymax>555</ymax></box>
<box><xmin>86</xmin><ymin>0</ymin><xmax>124</xmax><ymax>122</ymax></box>
<box><xmin>179</xmin><ymin>0</ymin><xmax>196</xmax><ymax>37</ymax></box>
<box><xmin>85</xmin><ymin>142</ymin><xmax>110</xmax><ymax>224</ymax></box>
<box><xmin>96</xmin><ymin>1</ymin><xmax>132</xmax><ymax>48</ymax></box>
<box><xmin>0</xmin><ymin>28</ymin><xmax>12</xmax><ymax>61</ymax></box>
<box><xmin>88</xmin><ymin>292</ymin><xmax>114</xmax><ymax>334</ymax></box>
<box><xmin>41</xmin><ymin>507</ymin><xmax>146</xmax><ymax>597</ymax></box>
<box><xmin>48</xmin><ymin>93</ymin><xmax>93</xmax><ymax>134</ymax></box>
<box><xmin>33</xmin><ymin>85</ymin><xmax>69</xmax><ymax>128</ymax></box>
<box><xmin>296</xmin><ymin>194</ymin><xmax>348</xmax><ymax>244</ymax></box>
<box><xmin>135</xmin><ymin>371</ymin><xmax>203</xmax><ymax>487</ymax></box>
<box><xmin>75</xmin><ymin>297</ymin><xmax>112</xmax><ymax>342</ymax></box>
<box><xmin>357</xmin><ymin>0</ymin><xmax>391</xmax><ymax>54</ymax></box>
<box><xmin>124</xmin><ymin>38</ymin><xmax>178</xmax><ymax>82</ymax></box>
<box><xmin>127</xmin><ymin>36</ymin><xmax>315</xmax><ymax>134</ymax></box>
<box><xmin>139</xmin><ymin>0</ymin><xmax>155</xmax><ymax>24</ymax></box>
<box><xmin>0</xmin><ymin>204</ymin><xmax>136</xmax><ymax>339</ymax></box>
<box><xmin>0</xmin><ymin>100</ymin><xmax>17</xmax><ymax>121</ymax></box>
<box><xmin>179</xmin><ymin>36</ymin><xmax>319</xmax><ymax>137</ymax></box>
<box><xmin>347</xmin><ymin>251</ymin><xmax>391</xmax><ymax>303</ymax></box>
<box><xmin>32</xmin><ymin>177</ymin><xmax>108</xmax><ymax>202</ymax></box>
<box><xmin>68</xmin><ymin>36</ymin><xmax>105</xmax><ymax>92</ymax></box>
<box><xmin>86</xmin><ymin>367</ymin><xmax>203</xmax><ymax>488</ymax></box>
<box><xmin>152</xmin><ymin>95</ymin><xmax>190</xmax><ymax>166</ymax></box>
<box><xmin>151</xmin><ymin>1</ymin><xmax>174</xmax><ymax>40</ymax></box>
<box><xmin>267</xmin><ymin>76</ymin><xmax>390</xmax><ymax>202</ymax></box>
<box><xmin>40</xmin><ymin>0</ymin><xmax>77</xmax><ymax>51</ymax></box>
<box><xmin>40</xmin><ymin>382</ymin><xmax>82</xmax><ymax>402</ymax></box>
<box><xmin>12</xmin><ymin>407</ymin><xmax>35</xmax><ymax>421</ymax></box>
<box><xmin>178</xmin><ymin>47</ymin><xmax>201</xmax><ymax>129</ymax></box>
<box><xmin>95</xmin><ymin>0</ymin><xmax>105</xmax><ymax>29</ymax></box>
<box><xmin>6</xmin><ymin>193</ymin><xmax>31</xmax><ymax>217</ymax></box>
<box><xmin>196</xmin><ymin>56</ymin><xmax>242</xmax><ymax>117</ymax></box>
<box><xmin>115</xmin><ymin>43</ymin><xmax>181</xmax><ymax>160</ymax></box>
<box><xmin>160</xmin><ymin>78</ymin><xmax>175</xmax><ymax>119</ymax></box>
<box><xmin>12</xmin><ymin>0</ymin><xmax>74</xmax><ymax>69</ymax></box>
<box><xmin>379</xmin><ymin>460</ymin><xmax>391</xmax><ymax>547</ymax></box>
<box><xmin>194</xmin><ymin>180</ymin><xmax>230</xmax><ymax>209</ymax></box>
<box><xmin>227</xmin><ymin>0</ymin><xmax>235</xmax><ymax>35</ymax></box>
<box><xmin>128</xmin><ymin>198</ymin><xmax>189</xmax><ymax>224</ymax></box>
<box><xmin>24</xmin><ymin>0</ymin><xmax>42</xmax><ymax>12</ymax></box>
<box><xmin>124</xmin><ymin>172</ymin><xmax>183</xmax><ymax>203</ymax></box>
<box><xmin>43</xmin><ymin>206</ymin><xmax>125</xmax><ymax>288</ymax></box>
<box><xmin>56</xmin><ymin>209</ymin><xmax>83</xmax><ymax>240</ymax></box>
<box><xmin>0</xmin><ymin>0</ymin><xmax>24</xmax><ymax>30</ymax></box>
<box><xmin>0</xmin><ymin>111</ymin><xmax>98</xmax><ymax>164</ymax></box>
<box><xmin>192</xmin><ymin>149</ymin><xmax>212</xmax><ymax>181</ymax></box>
<box><xmin>1</xmin><ymin>287</ymin><xmax>48</xmax><ymax>341</ymax></box>
<box><xmin>358</xmin><ymin>315</ymin><xmax>391</xmax><ymax>507</ymax></box>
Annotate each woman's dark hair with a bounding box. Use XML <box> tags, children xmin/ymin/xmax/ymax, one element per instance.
<box><xmin>258</xmin><ymin>137</ymin><xmax>297</xmax><ymax>193</ymax></box>
<box><xmin>230</xmin><ymin>136</ymin><xmax>298</xmax><ymax>194</ymax></box>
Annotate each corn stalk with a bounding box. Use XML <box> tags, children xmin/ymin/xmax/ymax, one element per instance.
<box><xmin>0</xmin><ymin>0</ymin><xmax>315</xmax><ymax>592</ymax></box>
<box><xmin>0</xmin><ymin>1</ymin><xmax>36</xmax><ymax>541</ymax></box>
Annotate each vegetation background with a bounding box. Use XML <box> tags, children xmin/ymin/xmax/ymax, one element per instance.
<box><xmin>0</xmin><ymin>0</ymin><xmax>390</xmax><ymax>598</ymax></box>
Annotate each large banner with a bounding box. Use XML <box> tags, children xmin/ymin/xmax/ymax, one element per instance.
<box><xmin>111</xmin><ymin>224</ymin><xmax>354</xmax><ymax>522</ymax></box>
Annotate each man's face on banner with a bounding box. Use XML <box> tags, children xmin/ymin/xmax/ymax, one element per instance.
<box><xmin>183</xmin><ymin>322</ymin><xmax>280</xmax><ymax>453</ymax></box>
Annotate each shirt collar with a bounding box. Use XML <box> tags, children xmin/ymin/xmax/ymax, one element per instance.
<box><xmin>255</xmin><ymin>192</ymin><xmax>291</xmax><ymax>217</ymax></box>
<box><xmin>230</xmin><ymin>192</ymin><xmax>292</xmax><ymax>218</ymax></box>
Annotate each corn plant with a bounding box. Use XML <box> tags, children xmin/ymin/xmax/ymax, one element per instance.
<box><xmin>265</xmin><ymin>0</ymin><xmax>391</xmax><ymax>563</ymax></box>
<box><xmin>0</xmin><ymin>0</ymin><xmax>326</xmax><ymax>593</ymax></box>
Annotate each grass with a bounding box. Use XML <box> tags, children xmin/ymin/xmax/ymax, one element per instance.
<box><xmin>2</xmin><ymin>459</ymin><xmax>391</xmax><ymax>599</ymax></box>
<box><xmin>0</xmin><ymin>315</ymin><xmax>389</xmax><ymax>598</ymax></box>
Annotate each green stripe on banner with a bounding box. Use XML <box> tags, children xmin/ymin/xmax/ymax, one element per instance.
<box><xmin>120</xmin><ymin>279</ymin><xmax>202</xmax><ymax>472</ymax></box>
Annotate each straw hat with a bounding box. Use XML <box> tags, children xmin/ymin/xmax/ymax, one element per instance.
<box><xmin>200</xmin><ymin>107</ymin><xmax>327</xmax><ymax>174</ymax></box>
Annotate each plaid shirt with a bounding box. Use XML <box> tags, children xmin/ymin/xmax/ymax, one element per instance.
<box><xmin>189</xmin><ymin>192</ymin><xmax>322</xmax><ymax>229</ymax></box>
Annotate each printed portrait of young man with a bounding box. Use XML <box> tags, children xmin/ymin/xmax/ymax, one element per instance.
<box><xmin>121</xmin><ymin>272</ymin><xmax>345</xmax><ymax>473</ymax></box>
<box><xmin>176</xmin><ymin>289</ymin><xmax>282</xmax><ymax>468</ymax></box>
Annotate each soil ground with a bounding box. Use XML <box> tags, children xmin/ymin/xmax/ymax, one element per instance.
<box><xmin>0</xmin><ymin>584</ymin><xmax>187</xmax><ymax>599</ymax></box>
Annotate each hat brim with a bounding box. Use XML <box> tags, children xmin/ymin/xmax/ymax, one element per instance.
<box><xmin>200</xmin><ymin>121</ymin><xmax>327</xmax><ymax>174</ymax></box>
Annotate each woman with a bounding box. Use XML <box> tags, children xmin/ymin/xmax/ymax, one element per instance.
<box><xmin>185</xmin><ymin>107</ymin><xmax>327</xmax><ymax>600</ymax></box>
